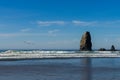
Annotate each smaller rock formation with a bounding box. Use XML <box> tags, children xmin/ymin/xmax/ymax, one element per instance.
<box><xmin>110</xmin><ymin>45</ymin><xmax>116</xmax><ymax>51</ymax></box>
<box><xmin>80</xmin><ymin>31</ymin><xmax>92</xmax><ymax>51</ymax></box>
<box><xmin>98</xmin><ymin>48</ymin><xmax>106</xmax><ymax>51</ymax></box>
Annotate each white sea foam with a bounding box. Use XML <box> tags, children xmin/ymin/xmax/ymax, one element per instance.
<box><xmin>2</xmin><ymin>50</ymin><xmax>75</xmax><ymax>54</ymax></box>
<box><xmin>2</xmin><ymin>50</ymin><xmax>120</xmax><ymax>54</ymax></box>
<box><xmin>0</xmin><ymin>50</ymin><xmax>119</xmax><ymax>60</ymax></box>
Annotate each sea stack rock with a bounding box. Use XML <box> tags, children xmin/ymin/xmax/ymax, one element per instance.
<box><xmin>110</xmin><ymin>45</ymin><xmax>116</xmax><ymax>51</ymax></box>
<box><xmin>80</xmin><ymin>31</ymin><xmax>92</xmax><ymax>51</ymax></box>
<box><xmin>98</xmin><ymin>48</ymin><xmax>106</xmax><ymax>51</ymax></box>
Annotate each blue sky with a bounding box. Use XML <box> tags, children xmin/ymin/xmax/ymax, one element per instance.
<box><xmin>0</xmin><ymin>0</ymin><xmax>120</xmax><ymax>49</ymax></box>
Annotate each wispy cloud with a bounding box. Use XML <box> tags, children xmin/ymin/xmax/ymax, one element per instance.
<box><xmin>36</xmin><ymin>20</ymin><xmax>120</xmax><ymax>27</ymax></box>
<box><xmin>72</xmin><ymin>20</ymin><xmax>120</xmax><ymax>27</ymax></box>
<box><xmin>0</xmin><ymin>32</ymin><xmax>60</xmax><ymax>38</ymax></box>
<box><xmin>0</xmin><ymin>33</ymin><xmax>29</xmax><ymax>37</ymax></box>
<box><xmin>72</xmin><ymin>20</ymin><xmax>97</xmax><ymax>26</ymax></box>
<box><xmin>37</xmin><ymin>20</ymin><xmax>97</xmax><ymax>27</ymax></box>
<box><xmin>48</xmin><ymin>29</ymin><xmax>59</xmax><ymax>34</ymax></box>
<box><xmin>48</xmin><ymin>29</ymin><xmax>60</xmax><ymax>36</ymax></box>
<box><xmin>20</xmin><ymin>28</ymin><xmax>31</xmax><ymax>32</ymax></box>
<box><xmin>37</xmin><ymin>21</ymin><xmax>65</xmax><ymax>26</ymax></box>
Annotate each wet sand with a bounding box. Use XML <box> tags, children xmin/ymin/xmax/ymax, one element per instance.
<box><xmin>0</xmin><ymin>59</ymin><xmax>81</xmax><ymax>80</ymax></box>
<box><xmin>0</xmin><ymin>65</ymin><xmax>80</xmax><ymax>80</ymax></box>
<box><xmin>0</xmin><ymin>58</ymin><xmax>119</xmax><ymax>80</ymax></box>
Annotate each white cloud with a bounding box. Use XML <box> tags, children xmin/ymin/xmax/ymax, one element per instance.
<box><xmin>72</xmin><ymin>20</ymin><xmax>97</xmax><ymax>26</ymax></box>
<box><xmin>37</xmin><ymin>20</ymin><xmax>98</xmax><ymax>27</ymax></box>
<box><xmin>36</xmin><ymin>20</ymin><xmax>120</xmax><ymax>27</ymax></box>
<box><xmin>0</xmin><ymin>33</ymin><xmax>29</xmax><ymax>37</ymax></box>
<box><xmin>48</xmin><ymin>29</ymin><xmax>59</xmax><ymax>34</ymax></box>
<box><xmin>0</xmin><ymin>32</ymin><xmax>60</xmax><ymax>38</ymax></box>
<box><xmin>47</xmin><ymin>29</ymin><xmax>60</xmax><ymax>37</ymax></box>
<box><xmin>37</xmin><ymin>21</ymin><xmax>65</xmax><ymax>26</ymax></box>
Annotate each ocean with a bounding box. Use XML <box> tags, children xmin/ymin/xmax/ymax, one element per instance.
<box><xmin>0</xmin><ymin>50</ymin><xmax>119</xmax><ymax>80</ymax></box>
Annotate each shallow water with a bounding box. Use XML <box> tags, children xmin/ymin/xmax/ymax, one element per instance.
<box><xmin>0</xmin><ymin>58</ymin><xmax>119</xmax><ymax>80</ymax></box>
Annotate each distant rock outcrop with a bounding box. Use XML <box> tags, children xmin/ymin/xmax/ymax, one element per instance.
<box><xmin>110</xmin><ymin>45</ymin><xmax>116</xmax><ymax>51</ymax></box>
<box><xmin>80</xmin><ymin>31</ymin><xmax>92</xmax><ymax>51</ymax></box>
<box><xmin>98</xmin><ymin>48</ymin><xmax>106</xmax><ymax>51</ymax></box>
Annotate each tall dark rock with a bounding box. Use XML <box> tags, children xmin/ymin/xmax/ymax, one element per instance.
<box><xmin>110</xmin><ymin>45</ymin><xmax>116</xmax><ymax>51</ymax></box>
<box><xmin>80</xmin><ymin>31</ymin><xmax>92</xmax><ymax>51</ymax></box>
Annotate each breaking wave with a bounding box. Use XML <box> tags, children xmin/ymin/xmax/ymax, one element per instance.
<box><xmin>1</xmin><ymin>50</ymin><xmax>120</xmax><ymax>54</ymax></box>
<box><xmin>0</xmin><ymin>50</ymin><xmax>119</xmax><ymax>60</ymax></box>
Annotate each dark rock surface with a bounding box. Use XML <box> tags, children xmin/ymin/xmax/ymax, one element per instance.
<box><xmin>98</xmin><ymin>48</ymin><xmax>106</xmax><ymax>51</ymax></box>
<box><xmin>110</xmin><ymin>45</ymin><xmax>116</xmax><ymax>51</ymax></box>
<box><xmin>80</xmin><ymin>31</ymin><xmax>92</xmax><ymax>51</ymax></box>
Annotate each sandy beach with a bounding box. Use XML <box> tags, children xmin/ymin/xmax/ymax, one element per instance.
<box><xmin>0</xmin><ymin>59</ymin><xmax>81</xmax><ymax>80</ymax></box>
<box><xmin>0</xmin><ymin>58</ymin><xmax>119</xmax><ymax>80</ymax></box>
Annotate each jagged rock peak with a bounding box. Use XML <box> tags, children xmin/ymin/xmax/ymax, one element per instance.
<box><xmin>110</xmin><ymin>45</ymin><xmax>116</xmax><ymax>51</ymax></box>
<box><xmin>80</xmin><ymin>31</ymin><xmax>92</xmax><ymax>51</ymax></box>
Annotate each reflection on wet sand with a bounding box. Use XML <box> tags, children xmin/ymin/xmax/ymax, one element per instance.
<box><xmin>81</xmin><ymin>58</ymin><xmax>92</xmax><ymax>80</ymax></box>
